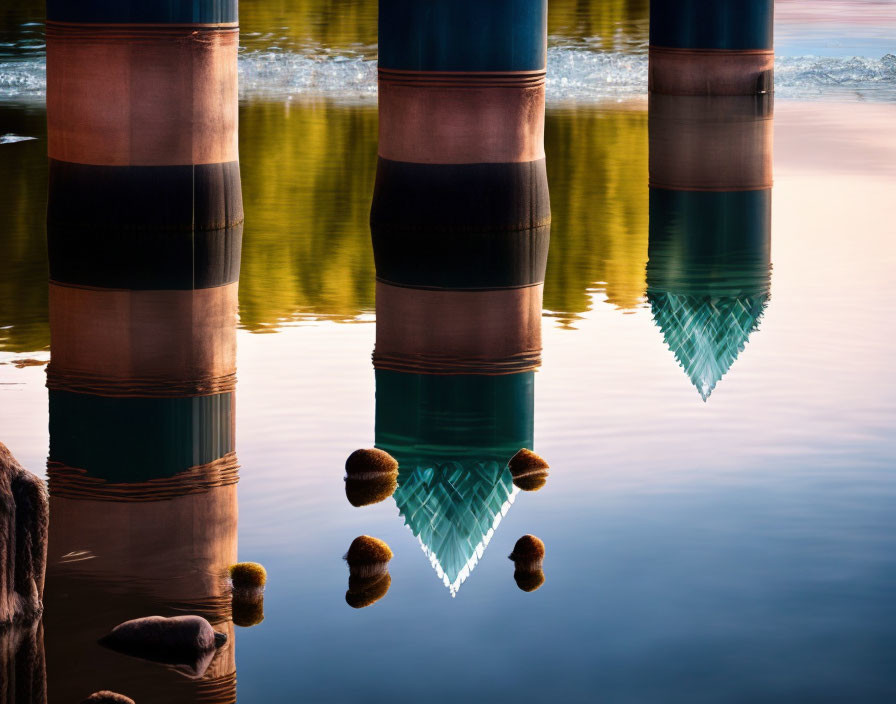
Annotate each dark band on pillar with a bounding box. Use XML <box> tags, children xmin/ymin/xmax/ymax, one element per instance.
<box><xmin>378</xmin><ymin>0</ymin><xmax>546</xmax><ymax>72</ymax></box>
<box><xmin>46</xmin><ymin>0</ymin><xmax>238</xmax><ymax>24</ymax></box>
<box><xmin>649</xmin><ymin>0</ymin><xmax>773</xmax><ymax>50</ymax></box>
<box><xmin>45</xmin><ymin>15</ymin><xmax>242</xmax><ymax>231</ymax></box>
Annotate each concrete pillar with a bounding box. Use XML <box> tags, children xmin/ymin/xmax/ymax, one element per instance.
<box><xmin>45</xmin><ymin>0</ymin><xmax>242</xmax><ymax>234</ymax></box>
<box><xmin>371</xmin><ymin>0</ymin><xmax>550</xmax><ymax>274</ymax></box>
<box><xmin>647</xmin><ymin>95</ymin><xmax>774</xmax><ymax>399</ymax></box>
<box><xmin>371</xmin><ymin>1</ymin><xmax>550</xmax><ymax>590</ymax></box>
<box><xmin>43</xmin><ymin>2</ymin><xmax>241</xmax><ymax>694</ymax></box>
<box><xmin>649</xmin><ymin>0</ymin><xmax>774</xmax><ymax>95</ymax></box>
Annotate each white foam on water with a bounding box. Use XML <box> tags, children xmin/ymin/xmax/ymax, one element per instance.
<box><xmin>1</xmin><ymin>49</ymin><xmax>895</xmax><ymax>104</ymax></box>
<box><xmin>0</xmin><ymin>133</ymin><xmax>36</xmax><ymax>144</ymax></box>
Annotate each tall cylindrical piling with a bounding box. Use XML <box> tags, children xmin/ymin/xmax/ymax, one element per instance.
<box><xmin>371</xmin><ymin>0</ymin><xmax>549</xmax><ymax>589</ymax></box>
<box><xmin>372</xmin><ymin>0</ymin><xmax>550</xmax><ymax>269</ymax></box>
<box><xmin>374</xmin><ymin>274</ymin><xmax>545</xmax><ymax>596</ymax></box>
<box><xmin>44</xmin><ymin>265</ymin><xmax>240</xmax><ymax>702</ymax></box>
<box><xmin>44</xmin><ymin>3</ymin><xmax>241</xmax><ymax>697</ymax></box>
<box><xmin>649</xmin><ymin>0</ymin><xmax>774</xmax><ymax>95</ymax></box>
<box><xmin>647</xmin><ymin>95</ymin><xmax>773</xmax><ymax>399</ymax></box>
<box><xmin>44</xmin><ymin>276</ymin><xmax>239</xmax><ymax>702</ymax></box>
<box><xmin>45</xmin><ymin>0</ymin><xmax>242</xmax><ymax>233</ymax></box>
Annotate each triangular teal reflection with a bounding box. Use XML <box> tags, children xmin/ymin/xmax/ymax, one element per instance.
<box><xmin>394</xmin><ymin>461</ymin><xmax>517</xmax><ymax>597</ymax></box>
<box><xmin>648</xmin><ymin>292</ymin><xmax>768</xmax><ymax>401</ymax></box>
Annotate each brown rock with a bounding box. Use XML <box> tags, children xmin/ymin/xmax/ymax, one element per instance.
<box><xmin>514</xmin><ymin>569</ymin><xmax>546</xmax><ymax>592</ymax></box>
<box><xmin>0</xmin><ymin>441</ymin><xmax>49</xmax><ymax>625</ymax></box>
<box><xmin>99</xmin><ymin>615</ymin><xmax>226</xmax><ymax>678</ymax></box>
<box><xmin>507</xmin><ymin>448</ymin><xmax>549</xmax><ymax>492</ymax></box>
<box><xmin>345</xmin><ymin>449</ymin><xmax>398</xmax><ymax>479</ymax></box>
<box><xmin>81</xmin><ymin>692</ymin><xmax>135</xmax><ymax>704</ymax></box>
<box><xmin>345</xmin><ymin>572</ymin><xmax>392</xmax><ymax>609</ymax></box>
<box><xmin>344</xmin><ymin>536</ymin><xmax>393</xmax><ymax>578</ymax></box>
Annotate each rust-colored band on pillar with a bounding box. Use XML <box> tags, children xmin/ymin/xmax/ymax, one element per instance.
<box><xmin>377</xmin><ymin>70</ymin><xmax>545</xmax><ymax>164</ymax></box>
<box><xmin>373</xmin><ymin>282</ymin><xmax>543</xmax><ymax>375</ymax></box>
<box><xmin>47</xmin><ymin>454</ymin><xmax>239</xmax><ymax>501</ymax></box>
<box><xmin>46</xmin><ymin>283</ymin><xmax>238</xmax><ymax>397</ymax></box>
<box><xmin>649</xmin><ymin>95</ymin><xmax>774</xmax><ymax>191</ymax></box>
<box><xmin>46</xmin><ymin>23</ymin><xmax>239</xmax><ymax>166</ymax></box>
<box><xmin>648</xmin><ymin>47</ymin><xmax>774</xmax><ymax>97</ymax></box>
<box><xmin>45</xmin><ymin>483</ymin><xmax>237</xmax><ymax>702</ymax></box>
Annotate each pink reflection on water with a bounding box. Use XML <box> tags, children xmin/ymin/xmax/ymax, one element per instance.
<box><xmin>776</xmin><ymin>0</ymin><xmax>896</xmax><ymax>25</ymax></box>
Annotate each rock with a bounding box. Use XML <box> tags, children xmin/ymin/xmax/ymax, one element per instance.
<box><xmin>509</xmin><ymin>534</ymin><xmax>546</xmax><ymax>592</ymax></box>
<box><xmin>513</xmin><ymin>569</ymin><xmax>546</xmax><ymax>592</ymax></box>
<box><xmin>344</xmin><ymin>536</ymin><xmax>393</xmax><ymax>608</ymax></box>
<box><xmin>345</xmin><ymin>572</ymin><xmax>392</xmax><ymax>609</ymax></box>
<box><xmin>507</xmin><ymin>448</ymin><xmax>549</xmax><ymax>492</ymax></box>
<box><xmin>0</xmin><ymin>441</ymin><xmax>48</xmax><ymax>625</ymax></box>
<box><xmin>508</xmin><ymin>534</ymin><xmax>545</xmax><ymax>570</ymax></box>
<box><xmin>345</xmin><ymin>449</ymin><xmax>399</xmax><ymax>507</ymax></box>
<box><xmin>345</xmin><ymin>449</ymin><xmax>398</xmax><ymax>478</ymax></box>
<box><xmin>99</xmin><ymin>615</ymin><xmax>226</xmax><ymax>678</ymax></box>
<box><xmin>344</xmin><ymin>536</ymin><xmax>393</xmax><ymax>578</ymax></box>
<box><xmin>232</xmin><ymin>594</ymin><xmax>264</xmax><ymax>628</ymax></box>
<box><xmin>81</xmin><ymin>692</ymin><xmax>135</xmax><ymax>704</ymax></box>
<box><xmin>229</xmin><ymin>562</ymin><xmax>266</xmax><ymax>591</ymax></box>
<box><xmin>0</xmin><ymin>620</ymin><xmax>45</xmax><ymax>703</ymax></box>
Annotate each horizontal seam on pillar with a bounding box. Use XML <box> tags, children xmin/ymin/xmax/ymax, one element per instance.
<box><xmin>649</xmin><ymin>46</ymin><xmax>774</xmax><ymax>55</ymax></box>
<box><xmin>648</xmin><ymin>183</ymin><xmax>773</xmax><ymax>192</ymax></box>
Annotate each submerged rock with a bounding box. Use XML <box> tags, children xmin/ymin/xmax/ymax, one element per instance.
<box><xmin>346</xmin><ymin>572</ymin><xmax>392</xmax><ymax>609</ymax></box>
<box><xmin>344</xmin><ymin>536</ymin><xmax>393</xmax><ymax>608</ymax></box>
<box><xmin>232</xmin><ymin>595</ymin><xmax>265</xmax><ymax>627</ymax></box>
<box><xmin>513</xmin><ymin>569</ymin><xmax>546</xmax><ymax>592</ymax></box>
<box><xmin>0</xmin><ymin>441</ymin><xmax>49</xmax><ymax>625</ymax></box>
<box><xmin>0</xmin><ymin>620</ymin><xmax>45</xmax><ymax>703</ymax></box>
<box><xmin>344</xmin><ymin>535</ymin><xmax>393</xmax><ymax>578</ymax></box>
<box><xmin>230</xmin><ymin>562</ymin><xmax>266</xmax><ymax>591</ymax></box>
<box><xmin>81</xmin><ymin>692</ymin><xmax>135</xmax><ymax>704</ymax></box>
<box><xmin>508</xmin><ymin>448</ymin><xmax>549</xmax><ymax>492</ymax></box>
<box><xmin>509</xmin><ymin>534</ymin><xmax>546</xmax><ymax>592</ymax></box>
<box><xmin>99</xmin><ymin>615</ymin><xmax>226</xmax><ymax>678</ymax></box>
<box><xmin>230</xmin><ymin>563</ymin><xmax>266</xmax><ymax>627</ymax></box>
<box><xmin>344</xmin><ymin>449</ymin><xmax>399</xmax><ymax>507</ymax></box>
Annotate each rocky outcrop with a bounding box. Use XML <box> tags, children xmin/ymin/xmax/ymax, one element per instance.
<box><xmin>0</xmin><ymin>442</ymin><xmax>48</xmax><ymax>625</ymax></box>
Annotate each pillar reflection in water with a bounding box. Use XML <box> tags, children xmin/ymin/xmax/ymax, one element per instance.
<box><xmin>43</xmin><ymin>0</ymin><xmax>241</xmax><ymax>701</ymax></box>
<box><xmin>370</xmin><ymin>0</ymin><xmax>549</xmax><ymax>598</ymax></box>
<box><xmin>647</xmin><ymin>94</ymin><xmax>773</xmax><ymax>401</ymax></box>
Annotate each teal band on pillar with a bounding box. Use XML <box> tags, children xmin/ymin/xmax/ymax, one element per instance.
<box><xmin>48</xmin><ymin>391</ymin><xmax>234</xmax><ymax>483</ymax></box>
<box><xmin>648</xmin><ymin>189</ymin><xmax>771</xmax><ymax>297</ymax></box>
<box><xmin>378</xmin><ymin>0</ymin><xmax>547</xmax><ymax>71</ymax></box>
<box><xmin>374</xmin><ymin>369</ymin><xmax>534</xmax><ymax>469</ymax></box>
<box><xmin>650</xmin><ymin>0</ymin><xmax>773</xmax><ymax>51</ymax></box>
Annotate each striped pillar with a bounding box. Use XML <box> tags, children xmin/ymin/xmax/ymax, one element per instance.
<box><xmin>649</xmin><ymin>0</ymin><xmax>774</xmax><ymax>96</ymax></box>
<box><xmin>43</xmin><ymin>273</ymin><xmax>239</xmax><ymax>701</ymax></box>
<box><xmin>44</xmin><ymin>276</ymin><xmax>239</xmax><ymax>701</ymax></box>
<box><xmin>45</xmin><ymin>0</ymin><xmax>242</xmax><ymax>234</ymax></box>
<box><xmin>43</xmin><ymin>0</ymin><xmax>241</xmax><ymax>682</ymax></box>
<box><xmin>647</xmin><ymin>95</ymin><xmax>773</xmax><ymax>400</ymax></box>
<box><xmin>373</xmin><ymin>147</ymin><xmax>548</xmax><ymax>597</ymax></box>
<box><xmin>371</xmin><ymin>0</ymin><xmax>550</xmax><ymax>262</ymax></box>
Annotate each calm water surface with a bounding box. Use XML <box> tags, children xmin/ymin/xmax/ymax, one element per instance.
<box><xmin>1</xmin><ymin>1</ymin><xmax>896</xmax><ymax>702</ymax></box>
